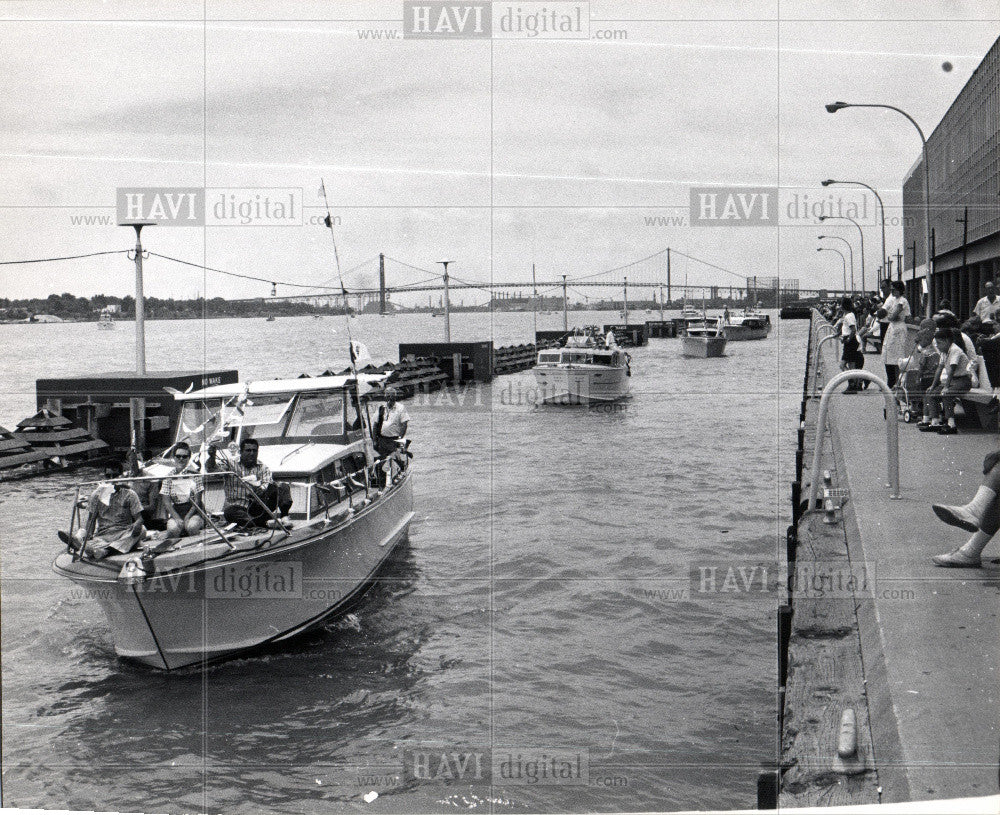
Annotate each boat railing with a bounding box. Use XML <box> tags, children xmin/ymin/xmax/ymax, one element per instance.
<box><xmin>65</xmin><ymin>451</ymin><xmax>411</xmax><ymax>558</ymax></box>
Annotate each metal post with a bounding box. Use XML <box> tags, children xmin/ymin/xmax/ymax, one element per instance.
<box><xmin>666</xmin><ymin>247</ymin><xmax>671</xmax><ymax>304</ymax></box>
<box><xmin>921</xmin><ymin>141</ymin><xmax>933</xmax><ymax>317</ymax></box>
<box><xmin>659</xmin><ymin>283</ymin><xmax>664</xmax><ymax>322</ymax></box>
<box><xmin>437</xmin><ymin>260</ymin><xmax>452</xmax><ymax>343</ymax></box>
<box><xmin>958</xmin><ymin>206</ymin><xmax>969</xmax><ymax>317</ymax></box>
<box><xmin>623</xmin><ymin>276</ymin><xmax>629</xmax><ymax>325</ymax></box>
<box><xmin>532</xmin><ymin>262</ymin><xmax>538</xmax><ymax>337</ymax></box>
<box><xmin>562</xmin><ymin>274</ymin><xmax>568</xmax><ymax>332</ymax></box>
<box><xmin>378</xmin><ymin>253</ymin><xmax>386</xmax><ymax>315</ymax></box>
<box><xmin>807</xmin><ymin>370</ymin><xmax>899</xmax><ymax>511</ymax></box>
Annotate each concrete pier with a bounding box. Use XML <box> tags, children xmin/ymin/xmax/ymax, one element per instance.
<box><xmin>780</xmin><ymin>313</ymin><xmax>999</xmax><ymax>807</ymax></box>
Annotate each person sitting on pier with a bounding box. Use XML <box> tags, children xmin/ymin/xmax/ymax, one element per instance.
<box><xmin>374</xmin><ymin>388</ymin><xmax>409</xmax><ymax>459</ymax></box>
<box><xmin>858</xmin><ymin>307</ymin><xmax>882</xmax><ymax>353</ymax></box>
<box><xmin>918</xmin><ymin>329</ymin><xmax>973</xmax><ymax>435</ymax></box>
<box><xmin>217</xmin><ymin>437</ymin><xmax>290</xmax><ymax>530</ymax></box>
<box><xmin>931</xmin><ymin>450</ymin><xmax>1000</xmax><ymax>567</ymax></box>
<box><xmin>972</xmin><ymin>281</ymin><xmax>1000</xmax><ymax>325</ymax></box>
<box><xmin>160</xmin><ymin>442</ymin><xmax>204</xmax><ymax>539</ymax></box>
<box><xmin>59</xmin><ymin>462</ymin><xmax>146</xmax><ymax>559</ymax></box>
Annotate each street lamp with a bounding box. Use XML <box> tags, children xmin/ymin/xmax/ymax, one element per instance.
<box><xmin>817</xmin><ymin>246</ymin><xmax>848</xmax><ymax>293</ymax></box>
<box><xmin>826</xmin><ymin>101</ymin><xmax>932</xmax><ymax>316</ymax></box>
<box><xmin>437</xmin><ymin>260</ymin><xmax>452</xmax><ymax>342</ymax></box>
<box><xmin>819</xmin><ymin>215</ymin><xmax>866</xmax><ymax>294</ymax></box>
<box><xmin>822</xmin><ymin>179</ymin><xmax>887</xmax><ymax>288</ymax></box>
<box><xmin>818</xmin><ymin>235</ymin><xmax>854</xmax><ymax>294</ymax></box>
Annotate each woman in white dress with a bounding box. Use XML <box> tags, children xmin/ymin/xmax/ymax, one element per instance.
<box><xmin>881</xmin><ymin>280</ymin><xmax>912</xmax><ymax>388</ymax></box>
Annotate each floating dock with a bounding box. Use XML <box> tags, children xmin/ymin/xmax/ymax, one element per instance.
<box><xmin>775</xmin><ymin>312</ymin><xmax>1000</xmax><ymax>807</ymax></box>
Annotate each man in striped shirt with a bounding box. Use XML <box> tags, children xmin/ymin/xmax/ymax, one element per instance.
<box><xmin>219</xmin><ymin>438</ymin><xmax>279</xmax><ymax>530</ymax></box>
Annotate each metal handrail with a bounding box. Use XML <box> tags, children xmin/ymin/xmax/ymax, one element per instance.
<box><xmin>812</xmin><ymin>334</ymin><xmax>843</xmax><ymax>396</ymax></box>
<box><xmin>807</xmin><ymin>370</ymin><xmax>899</xmax><ymax>511</ymax></box>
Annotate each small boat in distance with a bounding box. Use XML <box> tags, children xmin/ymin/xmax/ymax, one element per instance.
<box><xmin>532</xmin><ymin>329</ymin><xmax>631</xmax><ymax>405</ymax></box>
<box><xmin>681</xmin><ymin>318</ymin><xmax>727</xmax><ymax>358</ymax></box>
<box><xmin>97</xmin><ymin>311</ymin><xmax>115</xmax><ymax>330</ymax></box>
<box><xmin>265</xmin><ymin>315</ymin><xmax>276</xmax><ymax>322</ymax></box>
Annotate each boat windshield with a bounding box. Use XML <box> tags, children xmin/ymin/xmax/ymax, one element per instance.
<box><xmin>285</xmin><ymin>391</ymin><xmax>345</xmax><ymax>437</ymax></box>
<box><xmin>538</xmin><ymin>351</ymin><xmax>560</xmax><ymax>363</ymax></box>
<box><xmin>225</xmin><ymin>395</ymin><xmax>294</xmax><ymax>440</ymax></box>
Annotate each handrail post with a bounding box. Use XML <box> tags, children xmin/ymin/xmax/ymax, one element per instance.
<box><xmin>807</xmin><ymin>370</ymin><xmax>900</xmax><ymax>511</ymax></box>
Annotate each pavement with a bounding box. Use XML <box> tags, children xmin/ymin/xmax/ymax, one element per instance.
<box><xmin>822</xmin><ymin>352</ymin><xmax>999</xmax><ymax>802</ymax></box>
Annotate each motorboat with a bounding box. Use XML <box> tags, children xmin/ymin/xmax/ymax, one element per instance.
<box><xmin>532</xmin><ymin>330</ymin><xmax>631</xmax><ymax>404</ymax></box>
<box><xmin>52</xmin><ymin>371</ymin><xmax>414</xmax><ymax>670</ymax></box>
<box><xmin>681</xmin><ymin>318</ymin><xmax>727</xmax><ymax>358</ymax></box>
<box><xmin>97</xmin><ymin>311</ymin><xmax>115</xmax><ymax>330</ymax></box>
<box><xmin>720</xmin><ymin>308</ymin><xmax>771</xmax><ymax>341</ymax></box>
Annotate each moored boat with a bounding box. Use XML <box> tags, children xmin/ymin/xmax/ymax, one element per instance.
<box><xmin>532</xmin><ymin>330</ymin><xmax>631</xmax><ymax>404</ymax></box>
<box><xmin>52</xmin><ymin>371</ymin><xmax>414</xmax><ymax>670</ymax></box>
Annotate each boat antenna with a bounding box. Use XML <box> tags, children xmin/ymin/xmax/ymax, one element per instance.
<box><xmin>319</xmin><ymin>180</ymin><xmax>375</xmax><ymax>484</ymax></box>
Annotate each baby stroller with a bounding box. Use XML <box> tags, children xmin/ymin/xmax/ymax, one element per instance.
<box><xmin>894</xmin><ymin>347</ymin><xmax>939</xmax><ymax>423</ymax></box>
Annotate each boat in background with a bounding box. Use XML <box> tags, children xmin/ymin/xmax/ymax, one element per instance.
<box><xmin>720</xmin><ymin>308</ymin><xmax>771</xmax><ymax>341</ymax></box>
<box><xmin>681</xmin><ymin>318</ymin><xmax>727</xmax><ymax>358</ymax></box>
<box><xmin>97</xmin><ymin>311</ymin><xmax>115</xmax><ymax>330</ymax></box>
<box><xmin>532</xmin><ymin>329</ymin><xmax>631</xmax><ymax>404</ymax></box>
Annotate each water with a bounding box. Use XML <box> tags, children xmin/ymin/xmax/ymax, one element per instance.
<box><xmin>0</xmin><ymin>311</ymin><xmax>805</xmax><ymax>813</ymax></box>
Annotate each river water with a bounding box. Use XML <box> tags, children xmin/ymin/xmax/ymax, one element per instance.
<box><xmin>0</xmin><ymin>310</ymin><xmax>805</xmax><ymax>813</ymax></box>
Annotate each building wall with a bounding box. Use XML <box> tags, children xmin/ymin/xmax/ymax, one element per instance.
<box><xmin>903</xmin><ymin>34</ymin><xmax>1000</xmax><ymax>316</ymax></box>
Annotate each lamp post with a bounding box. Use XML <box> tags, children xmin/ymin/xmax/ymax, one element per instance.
<box><xmin>822</xmin><ymin>179</ymin><xmax>887</xmax><ymax>288</ymax></box>
<box><xmin>819</xmin><ymin>235</ymin><xmax>854</xmax><ymax>294</ymax></box>
<box><xmin>817</xmin><ymin>246</ymin><xmax>847</xmax><ymax>294</ymax></box>
<box><xmin>825</xmin><ymin>101</ymin><xmax>932</xmax><ymax>316</ymax></box>
<box><xmin>819</xmin><ymin>215</ymin><xmax>866</xmax><ymax>295</ymax></box>
<box><xmin>437</xmin><ymin>260</ymin><xmax>452</xmax><ymax>342</ymax></box>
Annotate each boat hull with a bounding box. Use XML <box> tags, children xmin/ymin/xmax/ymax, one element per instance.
<box><xmin>53</xmin><ymin>472</ymin><xmax>414</xmax><ymax>670</ymax></box>
<box><xmin>681</xmin><ymin>336</ymin><xmax>727</xmax><ymax>357</ymax></box>
<box><xmin>723</xmin><ymin>321</ymin><xmax>771</xmax><ymax>341</ymax></box>
<box><xmin>532</xmin><ymin>365</ymin><xmax>630</xmax><ymax>404</ymax></box>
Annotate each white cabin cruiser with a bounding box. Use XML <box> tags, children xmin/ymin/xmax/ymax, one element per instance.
<box><xmin>681</xmin><ymin>318</ymin><xmax>728</xmax><ymax>358</ymax></box>
<box><xmin>53</xmin><ymin>372</ymin><xmax>414</xmax><ymax>670</ymax></box>
<box><xmin>532</xmin><ymin>331</ymin><xmax>631</xmax><ymax>404</ymax></box>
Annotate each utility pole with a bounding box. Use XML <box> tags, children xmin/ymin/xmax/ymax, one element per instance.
<box><xmin>378</xmin><ymin>253</ymin><xmax>386</xmax><ymax>315</ymax></box>
<box><xmin>623</xmin><ymin>276</ymin><xmax>629</xmax><ymax>325</ymax></box>
<box><xmin>896</xmin><ymin>248</ymin><xmax>903</xmax><ymax>283</ymax></box>
<box><xmin>562</xmin><ymin>274</ymin><xmax>568</xmax><ymax>332</ymax></box>
<box><xmin>957</xmin><ymin>206</ymin><xmax>969</xmax><ymax>317</ymax></box>
<box><xmin>531</xmin><ymin>263</ymin><xmax>537</xmax><ymax>337</ymax></box>
<box><xmin>437</xmin><ymin>260</ymin><xmax>452</xmax><ymax>342</ymax></box>
<box><xmin>120</xmin><ymin>221</ymin><xmax>154</xmax><ymax>455</ymax></box>
<box><xmin>659</xmin><ymin>283</ymin><xmax>664</xmax><ymax>321</ymax></box>
<box><xmin>666</xmin><ymin>247</ymin><xmax>671</xmax><ymax>304</ymax></box>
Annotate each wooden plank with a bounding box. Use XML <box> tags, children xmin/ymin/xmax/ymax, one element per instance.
<box><xmin>14</xmin><ymin>428</ymin><xmax>89</xmax><ymax>443</ymax></box>
<box><xmin>0</xmin><ymin>450</ymin><xmax>52</xmax><ymax>468</ymax></box>
<box><xmin>29</xmin><ymin>439</ymin><xmax>109</xmax><ymax>457</ymax></box>
<box><xmin>0</xmin><ymin>437</ymin><xmax>31</xmax><ymax>453</ymax></box>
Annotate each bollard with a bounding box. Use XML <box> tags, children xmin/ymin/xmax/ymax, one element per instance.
<box><xmin>831</xmin><ymin>708</ymin><xmax>866</xmax><ymax>775</ymax></box>
<box><xmin>756</xmin><ymin>767</ymin><xmax>779</xmax><ymax>810</ymax></box>
<box><xmin>786</xmin><ymin>525</ymin><xmax>798</xmax><ymax>565</ymax></box>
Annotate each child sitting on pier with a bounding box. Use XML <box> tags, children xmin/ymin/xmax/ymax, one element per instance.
<box><xmin>917</xmin><ymin>329</ymin><xmax>973</xmax><ymax>435</ymax></box>
<box><xmin>932</xmin><ymin>450</ymin><xmax>1000</xmax><ymax>567</ymax></box>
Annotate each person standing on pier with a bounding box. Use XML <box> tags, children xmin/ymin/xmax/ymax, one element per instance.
<box><xmin>881</xmin><ymin>280</ymin><xmax>911</xmax><ymax>388</ymax></box>
<box><xmin>836</xmin><ymin>296</ymin><xmax>865</xmax><ymax>393</ymax></box>
<box><xmin>932</xmin><ymin>451</ymin><xmax>1000</xmax><ymax>567</ymax></box>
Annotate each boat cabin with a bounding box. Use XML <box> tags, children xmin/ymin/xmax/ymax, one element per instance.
<box><xmin>535</xmin><ymin>333</ymin><xmax>627</xmax><ymax>368</ymax></box>
<box><xmin>171</xmin><ymin>373</ymin><xmax>392</xmax><ymax>522</ymax></box>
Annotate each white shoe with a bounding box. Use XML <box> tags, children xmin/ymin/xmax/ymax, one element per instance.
<box><xmin>932</xmin><ymin>548</ymin><xmax>982</xmax><ymax>568</ymax></box>
<box><xmin>931</xmin><ymin>504</ymin><xmax>980</xmax><ymax>533</ymax></box>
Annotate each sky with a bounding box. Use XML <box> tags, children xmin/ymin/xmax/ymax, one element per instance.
<box><xmin>0</xmin><ymin>0</ymin><xmax>997</xmax><ymax>305</ymax></box>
